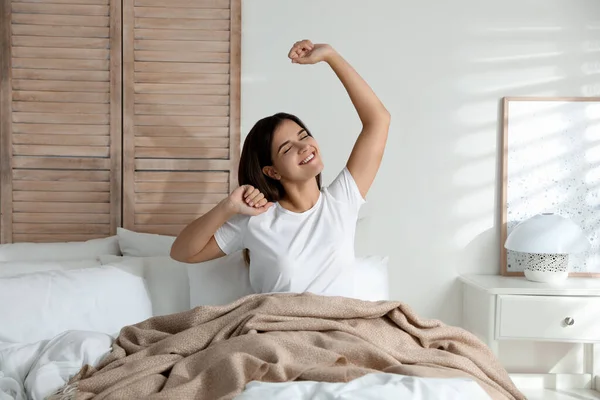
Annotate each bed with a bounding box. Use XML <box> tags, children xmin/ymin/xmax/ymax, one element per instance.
<box><xmin>0</xmin><ymin>229</ymin><xmax>525</xmax><ymax>400</ymax></box>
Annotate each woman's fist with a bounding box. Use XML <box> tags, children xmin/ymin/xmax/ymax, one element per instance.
<box><xmin>288</xmin><ymin>40</ymin><xmax>334</xmax><ymax>65</ymax></box>
<box><xmin>226</xmin><ymin>185</ymin><xmax>273</xmax><ymax>216</ymax></box>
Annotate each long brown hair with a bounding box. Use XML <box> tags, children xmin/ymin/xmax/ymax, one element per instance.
<box><xmin>238</xmin><ymin>112</ymin><xmax>322</xmax><ymax>264</ymax></box>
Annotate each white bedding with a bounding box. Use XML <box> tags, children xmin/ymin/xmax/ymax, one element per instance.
<box><xmin>0</xmin><ymin>331</ymin><xmax>112</xmax><ymax>400</ymax></box>
<box><xmin>236</xmin><ymin>373</ymin><xmax>492</xmax><ymax>400</ymax></box>
<box><xmin>1</xmin><ymin>330</ymin><xmax>491</xmax><ymax>400</ymax></box>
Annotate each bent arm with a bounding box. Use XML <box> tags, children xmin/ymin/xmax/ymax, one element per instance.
<box><xmin>170</xmin><ymin>200</ymin><xmax>235</xmax><ymax>264</ymax></box>
<box><xmin>326</xmin><ymin>50</ymin><xmax>391</xmax><ymax>198</ymax></box>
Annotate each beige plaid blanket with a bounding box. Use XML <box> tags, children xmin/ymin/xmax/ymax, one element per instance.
<box><xmin>51</xmin><ymin>293</ymin><xmax>525</xmax><ymax>400</ymax></box>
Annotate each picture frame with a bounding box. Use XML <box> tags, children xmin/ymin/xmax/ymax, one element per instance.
<box><xmin>500</xmin><ymin>96</ymin><xmax>600</xmax><ymax>277</ymax></box>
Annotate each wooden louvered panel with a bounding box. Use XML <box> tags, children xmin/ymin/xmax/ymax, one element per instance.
<box><xmin>123</xmin><ymin>0</ymin><xmax>240</xmax><ymax>236</ymax></box>
<box><xmin>0</xmin><ymin>0</ymin><xmax>121</xmax><ymax>243</ymax></box>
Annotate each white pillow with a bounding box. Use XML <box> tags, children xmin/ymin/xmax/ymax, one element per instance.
<box><xmin>117</xmin><ymin>228</ymin><xmax>175</xmax><ymax>257</ymax></box>
<box><xmin>0</xmin><ymin>236</ymin><xmax>120</xmax><ymax>262</ymax></box>
<box><xmin>100</xmin><ymin>254</ymin><xmax>190</xmax><ymax>317</ymax></box>
<box><xmin>188</xmin><ymin>251</ymin><xmax>254</xmax><ymax>307</ymax></box>
<box><xmin>0</xmin><ymin>259</ymin><xmax>152</xmax><ymax>343</ymax></box>
<box><xmin>354</xmin><ymin>256</ymin><xmax>390</xmax><ymax>301</ymax></box>
<box><xmin>0</xmin><ymin>259</ymin><xmax>102</xmax><ymax>278</ymax></box>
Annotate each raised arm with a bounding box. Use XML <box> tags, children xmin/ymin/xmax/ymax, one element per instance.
<box><xmin>289</xmin><ymin>40</ymin><xmax>391</xmax><ymax>198</ymax></box>
<box><xmin>170</xmin><ymin>185</ymin><xmax>272</xmax><ymax>263</ymax></box>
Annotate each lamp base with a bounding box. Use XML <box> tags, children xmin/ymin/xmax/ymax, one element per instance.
<box><xmin>524</xmin><ymin>269</ymin><xmax>568</xmax><ymax>284</ymax></box>
<box><xmin>523</xmin><ymin>253</ymin><xmax>569</xmax><ymax>284</ymax></box>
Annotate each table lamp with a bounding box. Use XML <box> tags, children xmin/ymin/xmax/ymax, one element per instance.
<box><xmin>504</xmin><ymin>213</ymin><xmax>590</xmax><ymax>283</ymax></box>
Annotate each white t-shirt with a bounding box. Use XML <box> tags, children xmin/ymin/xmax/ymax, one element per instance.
<box><xmin>214</xmin><ymin>167</ymin><xmax>365</xmax><ymax>297</ymax></box>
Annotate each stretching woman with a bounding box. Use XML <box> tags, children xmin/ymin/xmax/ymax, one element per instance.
<box><xmin>171</xmin><ymin>39</ymin><xmax>390</xmax><ymax>296</ymax></box>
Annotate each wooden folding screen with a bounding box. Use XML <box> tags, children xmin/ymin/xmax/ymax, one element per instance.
<box><xmin>0</xmin><ymin>0</ymin><xmax>241</xmax><ymax>243</ymax></box>
<box><xmin>1</xmin><ymin>0</ymin><xmax>122</xmax><ymax>243</ymax></box>
<box><xmin>122</xmin><ymin>0</ymin><xmax>240</xmax><ymax>236</ymax></box>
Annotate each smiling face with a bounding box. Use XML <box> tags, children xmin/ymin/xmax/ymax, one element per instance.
<box><xmin>263</xmin><ymin>118</ymin><xmax>324</xmax><ymax>184</ymax></box>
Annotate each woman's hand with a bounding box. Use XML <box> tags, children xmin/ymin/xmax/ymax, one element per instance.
<box><xmin>288</xmin><ymin>40</ymin><xmax>335</xmax><ymax>65</ymax></box>
<box><xmin>225</xmin><ymin>185</ymin><xmax>273</xmax><ymax>216</ymax></box>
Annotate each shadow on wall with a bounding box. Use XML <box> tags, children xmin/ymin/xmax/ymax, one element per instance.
<box><xmin>452</xmin><ymin>22</ymin><xmax>600</xmax><ymax>277</ymax></box>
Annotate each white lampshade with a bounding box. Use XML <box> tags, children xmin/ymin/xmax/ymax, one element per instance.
<box><xmin>505</xmin><ymin>213</ymin><xmax>590</xmax><ymax>254</ymax></box>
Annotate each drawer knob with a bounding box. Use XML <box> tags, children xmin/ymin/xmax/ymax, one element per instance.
<box><xmin>564</xmin><ymin>317</ymin><xmax>575</xmax><ymax>326</ymax></box>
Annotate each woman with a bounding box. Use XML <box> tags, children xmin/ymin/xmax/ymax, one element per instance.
<box><xmin>171</xmin><ymin>39</ymin><xmax>390</xmax><ymax>296</ymax></box>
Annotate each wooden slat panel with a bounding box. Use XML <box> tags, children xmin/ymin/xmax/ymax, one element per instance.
<box><xmin>15</xmin><ymin>0</ymin><xmax>109</xmax><ymax>5</ymax></box>
<box><xmin>13</xmin><ymin>58</ymin><xmax>110</xmax><ymax>71</ymax></box>
<box><xmin>134</xmin><ymin>147</ymin><xmax>228</xmax><ymax>159</ymax></box>
<box><xmin>135</xmin><ymin>62</ymin><xmax>229</xmax><ymax>74</ymax></box>
<box><xmin>122</xmin><ymin>0</ymin><xmax>135</xmax><ymax>229</ymax></box>
<box><xmin>135</xmin><ymin>126</ymin><xmax>229</xmax><ymax>137</ymax></box>
<box><xmin>135</xmin><ymin>28</ymin><xmax>229</xmax><ymax>41</ymax></box>
<box><xmin>13</xmin><ymin>101</ymin><xmax>109</xmax><ymax>113</ymax></box>
<box><xmin>11</xmin><ymin>24</ymin><xmax>109</xmax><ymax>38</ymax></box>
<box><xmin>134</xmin><ymin>0</ymin><xmax>229</xmax><ymax>9</ymax></box>
<box><xmin>135</xmin><ymin>104</ymin><xmax>228</xmax><ymax>116</ymax></box>
<box><xmin>135</xmin><ymin>51</ymin><xmax>229</xmax><ymax>63</ymax></box>
<box><xmin>1</xmin><ymin>0</ymin><xmax>13</xmax><ymax>242</ymax></box>
<box><xmin>13</xmin><ymin>201</ymin><xmax>110</xmax><ymax>213</ymax></box>
<box><xmin>133</xmin><ymin>225</ymin><xmax>183</xmax><ymax>236</ymax></box>
<box><xmin>14</xmin><ymin>223</ymin><xmax>109</xmax><ymax>234</ymax></box>
<box><xmin>13</xmin><ymin>181</ymin><xmax>109</xmax><ymax>192</ymax></box>
<box><xmin>135</xmin><ymin>137</ymin><xmax>227</xmax><ymax>148</ymax></box>
<box><xmin>13</xmin><ymin>169</ymin><xmax>110</xmax><ymax>181</ymax></box>
<box><xmin>135</xmin><ymin>115</ymin><xmax>228</xmax><ymax>127</ymax></box>
<box><xmin>135</xmin><ymin>72</ymin><xmax>229</xmax><ymax>84</ymax></box>
<box><xmin>135</xmin><ymin>94</ymin><xmax>229</xmax><ymax>105</ymax></box>
<box><xmin>134</xmin><ymin>40</ymin><xmax>228</xmax><ymax>52</ymax></box>
<box><xmin>135</xmin><ymin>83</ymin><xmax>228</xmax><ymax>95</ymax></box>
<box><xmin>108</xmin><ymin>0</ymin><xmax>123</xmax><ymax>235</ymax></box>
<box><xmin>12</xmin><ymin>69</ymin><xmax>108</xmax><ymax>81</ymax></box>
<box><xmin>3</xmin><ymin>0</ymin><xmax>120</xmax><ymax>243</ymax></box>
<box><xmin>122</xmin><ymin>0</ymin><xmax>240</xmax><ymax>232</ymax></box>
<box><xmin>134</xmin><ymin>18</ymin><xmax>229</xmax><ymax>30</ymax></box>
<box><xmin>13</xmin><ymin>233</ymin><xmax>107</xmax><ymax>243</ymax></box>
<box><xmin>13</xmin><ymin>134</ymin><xmax>109</xmax><ymax>146</ymax></box>
<box><xmin>12</xmin><ymin>3</ymin><xmax>109</xmax><ymax>15</ymax></box>
<box><xmin>13</xmin><ymin>145</ymin><xmax>109</xmax><ymax>157</ymax></box>
<box><xmin>135</xmin><ymin>159</ymin><xmax>230</xmax><ymax>171</ymax></box>
<box><xmin>13</xmin><ymin>191</ymin><xmax>110</xmax><ymax>202</ymax></box>
<box><xmin>135</xmin><ymin>182</ymin><xmax>228</xmax><ymax>193</ymax></box>
<box><xmin>135</xmin><ymin>213</ymin><xmax>203</xmax><ymax>225</ymax></box>
<box><xmin>136</xmin><ymin>203</ymin><xmax>216</xmax><ymax>214</ymax></box>
<box><xmin>136</xmin><ymin>193</ymin><xmax>226</xmax><ymax>204</ymax></box>
<box><xmin>13</xmin><ymin>91</ymin><xmax>109</xmax><ymax>103</ymax></box>
<box><xmin>12</xmin><ymin>47</ymin><xmax>109</xmax><ymax>59</ymax></box>
<box><xmin>13</xmin><ymin>79</ymin><xmax>109</xmax><ymax>92</ymax></box>
<box><xmin>13</xmin><ymin>123</ymin><xmax>109</xmax><ymax>134</ymax></box>
<box><xmin>14</xmin><ymin>213</ymin><xmax>108</xmax><ymax>223</ymax></box>
<box><xmin>134</xmin><ymin>7</ymin><xmax>229</xmax><ymax>19</ymax></box>
<box><xmin>13</xmin><ymin>112</ymin><xmax>109</xmax><ymax>124</ymax></box>
<box><xmin>13</xmin><ymin>156</ymin><xmax>111</xmax><ymax>170</ymax></box>
<box><xmin>12</xmin><ymin>14</ymin><xmax>109</xmax><ymax>27</ymax></box>
<box><xmin>228</xmin><ymin>0</ymin><xmax>241</xmax><ymax>192</ymax></box>
<box><xmin>12</xmin><ymin>36</ymin><xmax>108</xmax><ymax>49</ymax></box>
<box><xmin>135</xmin><ymin>171</ymin><xmax>227</xmax><ymax>182</ymax></box>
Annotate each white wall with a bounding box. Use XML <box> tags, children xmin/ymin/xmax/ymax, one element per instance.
<box><xmin>240</xmin><ymin>0</ymin><xmax>600</xmax><ymax>372</ymax></box>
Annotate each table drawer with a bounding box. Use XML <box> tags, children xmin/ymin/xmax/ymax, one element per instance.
<box><xmin>497</xmin><ymin>295</ymin><xmax>600</xmax><ymax>342</ymax></box>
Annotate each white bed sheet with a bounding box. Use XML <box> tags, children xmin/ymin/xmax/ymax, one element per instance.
<box><xmin>0</xmin><ymin>331</ymin><xmax>112</xmax><ymax>400</ymax></box>
<box><xmin>1</xmin><ymin>332</ymin><xmax>491</xmax><ymax>400</ymax></box>
<box><xmin>236</xmin><ymin>373</ymin><xmax>492</xmax><ymax>400</ymax></box>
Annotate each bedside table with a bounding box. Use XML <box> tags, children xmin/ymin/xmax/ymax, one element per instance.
<box><xmin>460</xmin><ymin>274</ymin><xmax>600</xmax><ymax>396</ymax></box>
